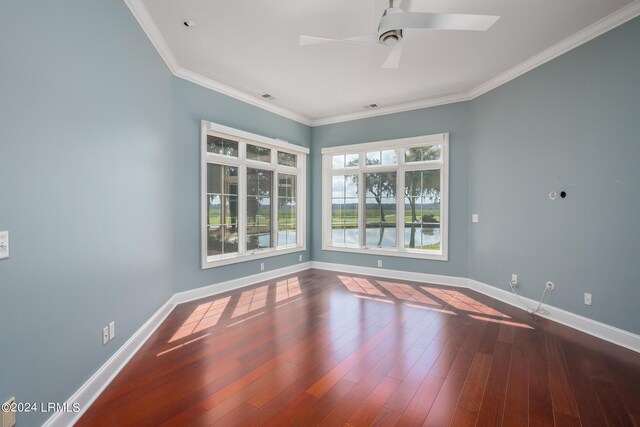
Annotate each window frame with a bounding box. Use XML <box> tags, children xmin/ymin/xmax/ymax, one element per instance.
<box><xmin>322</xmin><ymin>133</ymin><xmax>449</xmax><ymax>261</ymax></box>
<box><xmin>201</xmin><ymin>120</ymin><xmax>308</xmax><ymax>269</ymax></box>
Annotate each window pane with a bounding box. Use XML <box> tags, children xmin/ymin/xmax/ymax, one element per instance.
<box><xmin>332</xmin><ymin>155</ymin><xmax>344</xmax><ymax>169</ymax></box>
<box><xmin>381</xmin><ymin>150</ymin><xmax>397</xmax><ymax>165</ymax></box>
<box><xmin>207</xmin><ymin>135</ymin><xmax>238</xmax><ymax>157</ymax></box>
<box><xmin>278</xmin><ymin>174</ymin><xmax>297</xmax><ymax>247</ymax></box>
<box><xmin>332</xmin><ymin>154</ymin><xmax>358</xmax><ymax>169</ymax></box>
<box><xmin>364</xmin><ymin>172</ymin><xmax>397</xmax><ymax>248</ymax></box>
<box><xmin>277</xmin><ymin>151</ymin><xmax>297</xmax><ymax>167</ymax></box>
<box><xmin>247</xmin><ymin>144</ymin><xmax>271</xmax><ymax>162</ymax></box>
<box><xmin>207</xmin><ymin>164</ymin><xmax>238</xmax><ymax>256</ymax></box>
<box><xmin>247</xmin><ymin>168</ymin><xmax>273</xmax><ymax>250</ymax></box>
<box><xmin>366</xmin><ymin>150</ymin><xmax>397</xmax><ymax>166</ymax></box>
<box><xmin>331</xmin><ymin>175</ymin><xmax>359</xmax><ymax>246</ymax></box>
<box><xmin>345</xmin><ymin>154</ymin><xmax>358</xmax><ymax>167</ymax></box>
<box><xmin>404</xmin><ymin>170</ymin><xmax>441</xmax><ymax>250</ymax></box>
<box><xmin>404</xmin><ymin>144</ymin><xmax>442</xmax><ymax>162</ymax></box>
<box><xmin>365</xmin><ymin>151</ymin><xmax>380</xmax><ymax>165</ymax></box>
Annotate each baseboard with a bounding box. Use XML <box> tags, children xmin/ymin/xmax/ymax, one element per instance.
<box><xmin>44</xmin><ymin>260</ymin><xmax>640</xmax><ymax>426</ymax></box>
<box><xmin>309</xmin><ymin>261</ymin><xmax>469</xmax><ymax>288</ymax></box>
<box><xmin>467</xmin><ymin>278</ymin><xmax>640</xmax><ymax>354</ymax></box>
<box><xmin>43</xmin><ymin>262</ymin><xmax>311</xmax><ymax>426</ymax></box>
<box><xmin>42</xmin><ymin>300</ymin><xmax>176</xmax><ymax>427</ymax></box>
<box><xmin>311</xmin><ymin>261</ymin><xmax>640</xmax><ymax>354</ymax></box>
<box><xmin>171</xmin><ymin>261</ymin><xmax>312</xmax><ymax>305</ymax></box>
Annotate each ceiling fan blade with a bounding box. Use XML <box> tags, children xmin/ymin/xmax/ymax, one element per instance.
<box><xmin>299</xmin><ymin>34</ymin><xmax>379</xmax><ymax>46</ymax></box>
<box><xmin>379</xmin><ymin>12</ymin><xmax>500</xmax><ymax>33</ymax></box>
<box><xmin>299</xmin><ymin>35</ymin><xmax>339</xmax><ymax>45</ymax></box>
<box><xmin>382</xmin><ymin>39</ymin><xmax>404</xmax><ymax>69</ymax></box>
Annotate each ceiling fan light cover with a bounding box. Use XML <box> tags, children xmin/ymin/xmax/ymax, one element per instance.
<box><xmin>380</xmin><ymin>29</ymin><xmax>403</xmax><ymax>45</ymax></box>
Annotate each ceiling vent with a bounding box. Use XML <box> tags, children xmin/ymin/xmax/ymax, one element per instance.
<box><xmin>261</xmin><ymin>94</ymin><xmax>277</xmax><ymax>100</ymax></box>
<box><xmin>363</xmin><ymin>103</ymin><xmax>379</xmax><ymax>109</ymax></box>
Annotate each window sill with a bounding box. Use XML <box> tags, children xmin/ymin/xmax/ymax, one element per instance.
<box><xmin>202</xmin><ymin>246</ymin><xmax>305</xmax><ymax>269</ymax></box>
<box><xmin>321</xmin><ymin>245</ymin><xmax>448</xmax><ymax>261</ymax></box>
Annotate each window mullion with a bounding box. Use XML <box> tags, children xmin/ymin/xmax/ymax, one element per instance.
<box><xmin>238</xmin><ymin>143</ymin><xmax>247</xmax><ymax>255</ymax></box>
<box><xmin>272</xmin><ymin>169</ymin><xmax>278</xmax><ymax>248</ymax></box>
<box><xmin>359</xmin><ymin>169</ymin><xmax>365</xmax><ymax>248</ymax></box>
<box><xmin>397</xmin><ymin>166</ymin><xmax>405</xmax><ymax>251</ymax></box>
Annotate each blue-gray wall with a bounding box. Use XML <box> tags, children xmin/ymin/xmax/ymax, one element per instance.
<box><xmin>172</xmin><ymin>78</ymin><xmax>311</xmax><ymax>292</ymax></box>
<box><xmin>1</xmin><ymin>1</ymin><xmax>639</xmax><ymax>425</ymax></box>
<box><xmin>0</xmin><ymin>1</ymin><xmax>174</xmax><ymax>426</ymax></box>
<box><xmin>468</xmin><ymin>17</ymin><xmax>640</xmax><ymax>334</ymax></box>
<box><xmin>310</xmin><ymin>103</ymin><xmax>471</xmax><ymax>278</ymax></box>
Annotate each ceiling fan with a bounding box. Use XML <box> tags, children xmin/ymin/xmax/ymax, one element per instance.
<box><xmin>299</xmin><ymin>0</ymin><xmax>500</xmax><ymax>69</ymax></box>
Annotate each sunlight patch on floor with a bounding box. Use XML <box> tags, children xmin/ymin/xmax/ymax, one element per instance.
<box><xmin>169</xmin><ymin>296</ymin><xmax>231</xmax><ymax>343</ymax></box>
<box><xmin>232</xmin><ymin>285</ymin><xmax>269</xmax><ymax>318</ymax></box>
<box><xmin>157</xmin><ymin>333</ymin><xmax>211</xmax><ymax>356</ymax></box>
<box><xmin>378</xmin><ymin>280</ymin><xmax>441</xmax><ymax>305</ymax></box>
<box><xmin>276</xmin><ymin>277</ymin><xmax>302</xmax><ymax>302</ymax></box>
<box><xmin>338</xmin><ymin>275</ymin><xmax>386</xmax><ymax>296</ymax></box>
<box><xmin>468</xmin><ymin>314</ymin><xmax>533</xmax><ymax>329</ymax></box>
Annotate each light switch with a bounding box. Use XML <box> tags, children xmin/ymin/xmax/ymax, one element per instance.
<box><xmin>472</xmin><ymin>214</ymin><xmax>479</xmax><ymax>223</ymax></box>
<box><xmin>0</xmin><ymin>231</ymin><xmax>8</xmax><ymax>260</ymax></box>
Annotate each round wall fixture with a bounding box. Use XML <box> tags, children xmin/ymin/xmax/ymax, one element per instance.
<box><xmin>560</xmin><ymin>191</ymin><xmax>567</xmax><ymax>198</ymax></box>
<box><xmin>549</xmin><ymin>191</ymin><xmax>557</xmax><ymax>200</ymax></box>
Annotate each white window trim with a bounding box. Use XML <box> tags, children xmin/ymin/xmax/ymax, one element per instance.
<box><xmin>201</xmin><ymin>120</ymin><xmax>307</xmax><ymax>269</ymax></box>
<box><xmin>321</xmin><ymin>133</ymin><xmax>449</xmax><ymax>261</ymax></box>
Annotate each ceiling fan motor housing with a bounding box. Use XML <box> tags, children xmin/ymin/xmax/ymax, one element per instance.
<box><xmin>379</xmin><ymin>7</ymin><xmax>404</xmax><ymax>45</ymax></box>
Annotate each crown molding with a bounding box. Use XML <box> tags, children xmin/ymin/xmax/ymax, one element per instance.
<box><xmin>124</xmin><ymin>0</ymin><xmax>180</xmax><ymax>72</ymax></box>
<box><xmin>313</xmin><ymin>0</ymin><xmax>640</xmax><ymax>126</ymax></box>
<box><xmin>124</xmin><ymin>0</ymin><xmax>640</xmax><ymax>128</ymax></box>
<box><xmin>467</xmin><ymin>0</ymin><xmax>640</xmax><ymax>99</ymax></box>
<box><xmin>124</xmin><ymin>0</ymin><xmax>313</xmax><ymax>126</ymax></box>
<box><xmin>174</xmin><ymin>67</ymin><xmax>313</xmax><ymax>125</ymax></box>
<box><xmin>310</xmin><ymin>92</ymin><xmax>472</xmax><ymax>127</ymax></box>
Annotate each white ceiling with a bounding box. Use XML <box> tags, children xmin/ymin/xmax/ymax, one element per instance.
<box><xmin>134</xmin><ymin>0</ymin><xmax>638</xmax><ymax>125</ymax></box>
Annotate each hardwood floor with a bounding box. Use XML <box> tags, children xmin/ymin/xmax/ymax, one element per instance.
<box><xmin>77</xmin><ymin>269</ymin><xmax>640</xmax><ymax>426</ymax></box>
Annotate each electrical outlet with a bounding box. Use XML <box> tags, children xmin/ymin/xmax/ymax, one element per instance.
<box><xmin>511</xmin><ymin>274</ymin><xmax>518</xmax><ymax>285</ymax></box>
<box><xmin>109</xmin><ymin>321</ymin><xmax>115</xmax><ymax>340</ymax></box>
<box><xmin>546</xmin><ymin>281</ymin><xmax>555</xmax><ymax>291</ymax></box>
<box><xmin>472</xmin><ymin>214</ymin><xmax>479</xmax><ymax>223</ymax></box>
<box><xmin>260</xmin><ymin>262</ymin><xmax>264</xmax><ymax>271</ymax></box>
<box><xmin>102</xmin><ymin>327</ymin><xmax>109</xmax><ymax>345</ymax></box>
<box><xmin>2</xmin><ymin>397</ymin><xmax>16</xmax><ymax>427</ymax></box>
<box><xmin>584</xmin><ymin>293</ymin><xmax>592</xmax><ymax>306</ymax></box>
<box><xmin>298</xmin><ymin>254</ymin><xmax>302</xmax><ymax>262</ymax></box>
<box><xmin>377</xmin><ymin>260</ymin><xmax>382</xmax><ymax>268</ymax></box>
<box><xmin>0</xmin><ymin>231</ymin><xmax>9</xmax><ymax>260</ymax></box>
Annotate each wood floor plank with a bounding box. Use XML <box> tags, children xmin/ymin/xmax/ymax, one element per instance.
<box><xmin>347</xmin><ymin>376</ymin><xmax>401</xmax><ymax>427</ymax></box>
<box><xmin>317</xmin><ymin>358</ymin><xmax>397</xmax><ymax>426</ymax></box>
<box><xmin>395</xmin><ymin>374</ymin><xmax>445</xmax><ymax>426</ymax></box>
<box><xmin>528</xmin><ymin>327</ymin><xmax>555</xmax><ymax>427</ymax></box>
<box><xmin>545</xmin><ymin>331</ymin><xmax>580</xmax><ymax>417</ymax></box>
<box><xmin>475</xmin><ymin>341</ymin><xmax>512</xmax><ymax>427</ymax></box>
<box><xmin>593</xmin><ymin>379</ymin><xmax>635</xmax><ymax>427</ymax></box>
<box><xmin>75</xmin><ymin>269</ymin><xmax>640</xmax><ymax>427</ymax></box>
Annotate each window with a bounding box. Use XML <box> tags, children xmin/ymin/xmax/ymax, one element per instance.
<box><xmin>202</xmin><ymin>121</ymin><xmax>307</xmax><ymax>268</ymax></box>
<box><xmin>322</xmin><ymin>133</ymin><xmax>448</xmax><ymax>261</ymax></box>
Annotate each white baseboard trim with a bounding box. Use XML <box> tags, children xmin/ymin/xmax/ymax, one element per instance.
<box><xmin>467</xmin><ymin>279</ymin><xmax>640</xmax><ymax>354</ymax></box>
<box><xmin>42</xmin><ymin>299</ymin><xmax>176</xmax><ymax>427</ymax></box>
<box><xmin>44</xmin><ymin>262</ymin><xmax>312</xmax><ymax>426</ymax></box>
<box><xmin>45</xmin><ymin>260</ymin><xmax>640</xmax><ymax>426</ymax></box>
<box><xmin>309</xmin><ymin>261</ymin><xmax>469</xmax><ymax>288</ymax></box>
<box><xmin>311</xmin><ymin>261</ymin><xmax>640</xmax><ymax>354</ymax></box>
<box><xmin>171</xmin><ymin>262</ymin><xmax>312</xmax><ymax>305</ymax></box>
